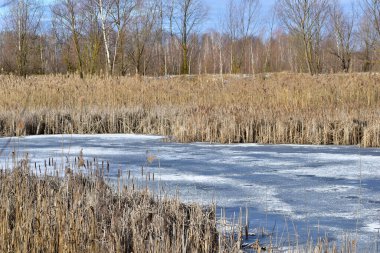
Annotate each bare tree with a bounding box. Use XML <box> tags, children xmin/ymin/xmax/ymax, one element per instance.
<box><xmin>362</xmin><ymin>0</ymin><xmax>380</xmax><ymax>37</ymax></box>
<box><xmin>166</xmin><ymin>0</ymin><xmax>174</xmax><ymax>38</ymax></box>
<box><xmin>6</xmin><ymin>0</ymin><xmax>42</xmax><ymax>77</ymax></box>
<box><xmin>81</xmin><ymin>0</ymin><xmax>102</xmax><ymax>74</ymax></box>
<box><xmin>225</xmin><ymin>0</ymin><xmax>260</xmax><ymax>74</ymax></box>
<box><xmin>277</xmin><ymin>0</ymin><xmax>330</xmax><ymax>75</ymax></box>
<box><xmin>358</xmin><ymin>15</ymin><xmax>377</xmax><ymax>71</ymax></box>
<box><xmin>263</xmin><ymin>5</ymin><xmax>277</xmax><ymax>72</ymax></box>
<box><xmin>52</xmin><ymin>0</ymin><xmax>85</xmax><ymax>78</ymax></box>
<box><xmin>329</xmin><ymin>1</ymin><xmax>355</xmax><ymax>72</ymax></box>
<box><xmin>108</xmin><ymin>0</ymin><xmax>135</xmax><ymax>75</ymax></box>
<box><xmin>87</xmin><ymin>0</ymin><xmax>113</xmax><ymax>75</ymax></box>
<box><xmin>208</xmin><ymin>31</ymin><xmax>225</xmax><ymax>79</ymax></box>
<box><xmin>126</xmin><ymin>0</ymin><xmax>159</xmax><ymax>75</ymax></box>
<box><xmin>163</xmin><ymin>0</ymin><xmax>177</xmax><ymax>75</ymax></box>
<box><xmin>174</xmin><ymin>0</ymin><xmax>207</xmax><ymax>74</ymax></box>
<box><xmin>86</xmin><ymin>0</ymin><xmax>135</xmax><ymax>75</ymax></box>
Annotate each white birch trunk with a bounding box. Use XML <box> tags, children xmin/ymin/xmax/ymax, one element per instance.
<box><xmin>112</xmin><ymin>29</ymin><xmax>120</xmax><ymax>74</ymax></box>
<box><xmin>99</xmin><ymin>0</ymin><xmax>111</xmax><ymax>75</ymax></box>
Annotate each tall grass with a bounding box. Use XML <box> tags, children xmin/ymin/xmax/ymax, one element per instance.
<box><xmin>0</xmin><ymin>73</ymin><xmax>379</xmax><ymax>146</ymax></box>
<box><xmin>0</xmin><ymin>158</ymin><xmax>221</xmax><ymax>252</ymax></box>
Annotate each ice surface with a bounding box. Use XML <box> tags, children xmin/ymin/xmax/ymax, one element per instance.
<box><xmin>1</xmin><ymin>134</ymin><xmax>379</xmax><ymax>251</ymax></box>
<box><xmin>364</xmin><ymin>222</ymin><xmax>380</xmax><ymax>232</ymax></box>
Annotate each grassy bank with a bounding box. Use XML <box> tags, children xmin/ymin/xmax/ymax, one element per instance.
<box><xmin>0</xmin><ymin>73</ymin><xmax>379</xmax><ymax>146</ymax></box>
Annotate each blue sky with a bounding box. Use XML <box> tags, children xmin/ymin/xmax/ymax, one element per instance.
<box><xmin>11</xmin><ymin>0</ymin><xmax>277</xmax><ymax>32</ymax></box>
<box><xmin>0</xmin><ymin>0</ymin><xmax>356</xmax><ymax>33</ymax></box>
<box><xmin>203</xmin><ymin>0</ymin><xmax>356</xmax><ymax>32</ymax></box>
<box><xmin>204</xmin><ymin>0</ymin><xmax>276</xmax><ymax>30</ymax></box>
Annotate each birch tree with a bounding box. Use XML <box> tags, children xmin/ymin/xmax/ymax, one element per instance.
<box><xmin>90</xmin><ymin>0</ymin><xmax>113</xmax><ymax>75</ymax></box>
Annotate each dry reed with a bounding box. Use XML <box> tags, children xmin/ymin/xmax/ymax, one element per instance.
<box><xmin>0</xmin><ymin>158</ymin><xmax>220</xmax><ymax>252</ymax></box>
<box><xmin>0</xmin><ymin>73</ymin><xmax>379</xmax><ymax>146</ymax></box>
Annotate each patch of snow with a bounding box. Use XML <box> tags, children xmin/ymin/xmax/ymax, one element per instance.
<box><xmin>364</xmin><ymin>222</ymin><xmax>380</xmax><ymax>233</ymax></box>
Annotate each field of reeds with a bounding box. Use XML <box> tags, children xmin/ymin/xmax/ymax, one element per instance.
<box><xmin>0</xmin><ymin>73</ymin><xmax>379</xmax><ymax>146</ymax></box>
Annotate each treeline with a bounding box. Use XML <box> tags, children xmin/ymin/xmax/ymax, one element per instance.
<box><xmin>0</xmin><ymin>0</ymin><xmax>379</xmax><ymax>77</ymax></box>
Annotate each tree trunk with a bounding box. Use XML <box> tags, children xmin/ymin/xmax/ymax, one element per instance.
<box><xmin>181</xmin><ymin>44</ymin><xmax>188</xmax><ymax>74</ymax></box>
<box><xmin>99</xmin><ymin>0</ymin><xmax>111</xmax><ymax>76</ymax></box>
<box><xmin>303</xmin><ymin>35</ymin><xmax>313</xmax><ymax>75</ymax></box>
<box><xmin>73</xmin><ymin>31</ymin><xmax>84</xmax><ymax>79</ymax></box>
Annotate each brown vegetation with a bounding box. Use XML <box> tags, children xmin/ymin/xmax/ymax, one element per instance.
<box><xmin>0</xmin><ymin>73</ymin><xmax>379</xmax><ymax>147</ymax></box>
<box><xmin>0</xmin><ymin>160</ymin><xmax>220</xmax><ymax>252</ymax></box>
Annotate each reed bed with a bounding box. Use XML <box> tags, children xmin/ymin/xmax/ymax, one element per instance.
<box><xmin>0</xmin><ymin>159</ymin><xmax>222</xmax><ymax>252</ymax></box>
<box><xmin>0</xmin><ymin>73</ymin><xmax>379</xmax><ymax>146</ymax></box>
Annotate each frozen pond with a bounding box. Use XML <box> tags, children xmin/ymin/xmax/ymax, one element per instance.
<box><xmin>1</xmin><ymin>134</ymin><xmax>380</xmax><ymax>251</ymax></box>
